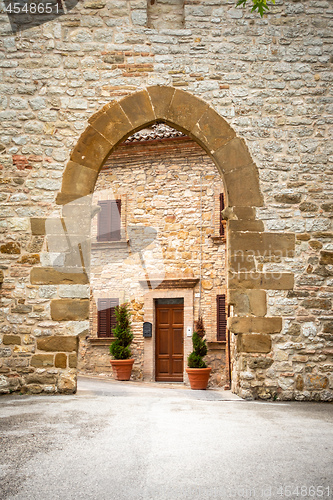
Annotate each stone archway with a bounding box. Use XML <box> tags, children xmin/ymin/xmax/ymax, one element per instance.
<box><xmin>30</xmin><ymin>86</ymin><xmax>295</xmax><ymax>399</ymax></box>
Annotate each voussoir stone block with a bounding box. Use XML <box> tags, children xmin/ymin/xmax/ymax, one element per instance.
<box><xmin>228</xmin><ymin>316</ymin><xmax>282</xmax><ymax>334</ymax></box>
<box><xmin>224</xmin><ymin>163</ymin><xmax>263</xmax><ymax>207</ymax></box>
<box><xmin>213</xmin><ymin>137</ymin><xmax>253</xmax><ymax>174</ymax></box>
<box><xmin>61</xmin><ymin>161</ymin><xmax>99</xmax><ymax>197</ymax></box>
<box><xmin>56</xmin><ymin>193</ymin><xmax>83</xmax><ymax>205</ymax></box>
<box><xmin>229</xmin><ymin>272</ymin><xmax>294</xmax><ymax>290</ymax></box>
<box><xmin>38</xmin><ymin>335</ymin><xmax>78</xmax><ymax>352</ymax></box>
<box><xmin>51</xmin><ymin>299</ymin><xmax>89</xmax><ymax>321</ymax></box>
<box><xmin>147</xmin><ymin>85</ymin><xmax>175</xmax><ymax>121</ymax></box>
<box><xmin>237</xmin><ymin>334</ymin><xmax>272</xmax><ymax>353</ymax></box>
<box><xmin>31</xmin><ymin>268</ymin><xmax>89</xmax><ymax>285</ymax></box>
<box><xmin>70</xmin><ymin>125</ymin><xmax>112</xmax><ymax>171</ymax></box>
<box><xmin>90</xmin><ymin>101</ymin><xmax>134</xmax><ymax>147</ymax></box>
<box><xmin>192</xmin><ymin>106</ymin><xmax>236</xmax><ymax>153</ymax></box>
<box><xmin>119</xmin><ymin>90</ymin><xmax>155</xmax><ymax>129</ymax></box>
<box><xmin>166</xmin><ymin>88</ymin><xmax>209</xmax><ymax>134</ymax></box>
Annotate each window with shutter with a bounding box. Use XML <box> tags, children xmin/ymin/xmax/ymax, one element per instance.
<box><xmin>97</xmin><ymin>200</ymin><xmax>121</xmax><ymax>242</ymax></box>
<box><xmin>217</xmin><ymin>294</ymin><xmax>227</xmax><ymax>342</ymax></box>
<box><xmin>97</xmin><ymin>298</ymin><xmax>119</xmax><ymax>338</ymax></box>
<box><xmin>219</xmin><ymin>193</ymin><xmax>225</xmax><ymax>237</ymax></box>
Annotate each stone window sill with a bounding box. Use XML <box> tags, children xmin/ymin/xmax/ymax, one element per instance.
<box><xmin>207</xmin><ymin>341</ymin><xmax>226</xmax><ymax>350</ymax></box>
<box><xmin>88</xmin><ymin>337</ymin><xmax>115</xmax><ymax>346</ymax></box>
<box><xmin>210</xmin><ymin>236</ymin><xmax>226</xmax><ymax>245</ymax></box>
<box><xmin>91</xmin><ymin>239</ymin><xmax>128</xmax><ymax>250</ymax></box>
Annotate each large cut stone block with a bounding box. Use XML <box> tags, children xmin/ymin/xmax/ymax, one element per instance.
<box><xmin>30</xmin><ymin>218</ymin><xmax>46</xmax><ymax>235</ymax></box>
<box><xmin>50</xmin><ymin>299</ymin><xmax>89</xmax><ymax>321</ymax></box>
<box><xmin>166</xmin><ymin>88</ymin><xmax>208</xmax><ymax>134</ymax></box>
<box><xmin>31</xmin><ymin>268</ymin><xmax>89</xmax><ymax>285</ymax></box>
<box><xmin>70</xmin><ymin>126</ymin><xmax>112</xmax><ymax>171</ymax></box>
<box><xmin>237</xmin><ymin>334</ymin><xmax>272</xmax><ymax>353</ymax></box>
<box><xmin>192</xmin><ymin>106</ymin><xmax>235</xmax><ymax>153</ymax></box>
<box><xmin>229</xmin><ymin>231</ymin><xmax>295</xmax><ymax>256</ymax></box>
<box><xmin>90</xmin><ymin>101</ymin><xmax>134</xmax><ymax>146</ymax></box>
<box><xmin>229</xmin><ymin>273</ymin><xmax>294</xmax><ymax>290</ymax></box>
<box><xmin>119</xmin><ymin>90</ymin><xmax>155</xmax><ymax>129</ymax></box>
<box><xmin>228</xmin><ymin>316</ymin><xmax>282</xmax><ymax>334</ymax></box>
<box><xmin>31</xmin><ymin>354</ymin><xmax>54</xmax><ymax>367</ymax></box>
<box><xmin>229</xmin><ymin>254</ymin><xmax>257</xmax><ymax>272</ymax></box>
<box><xmin>37</xmin><ymin>336</ymin><xmax>78</xmax><ymax>352</ymax></box>
<box><xmin>69</xmin><ymin>353</ymin><xmax>77</xmax><ymax>368</ymax></box>
<box><xmin>147</xmin><ymin>85</ymin><xmax>175</xmax><ymax>121</ymax></box>
<box><xmin>228</xmin><ymin>289</ymin><xmax>267</xmax><ymax>316</ymax></box>
<box><xmin>228</xmin><ymin>220</ymin><xmax>264</xmax><ymax>232</ymax></box>
<box><xmin>232</xmin><ymin>207</ymin><xmax>256</xmax><ymax>220</ymax></box>
<box><xmin>55</xmin><ymin>353</ymin><xmax>67</xmax><ymax>368</ymax></box>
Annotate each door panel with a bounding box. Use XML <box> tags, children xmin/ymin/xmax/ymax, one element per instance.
<box><xmin>173</xmin><ymin>328</ymin><xmax>183</xmax><ymax>354</ymax></box>
<box><xmin>159</xmin><ymin>328</ymin><xmax>169</xmax><ymax>354</ymax></box>
<box><xmin>156</xmin><ymin>304</ymin><xmax>184</xmax><ymax>382</ymax></box>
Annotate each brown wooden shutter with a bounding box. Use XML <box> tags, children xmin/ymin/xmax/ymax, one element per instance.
<box><xmin>219</xmin><ymin>193</ymin><xmax>225</xmax><ymax>237</ymax></box>
<box><xmin>97</xmin><ymin>200</ymin><xmax>121</xmax><ymax>242</ymax></box>
<box><xmin>217</xmin><ymin>294</ymin><xmax>227</xmax><ymax>341</ymax></box>
<box><xmin>97</xmin><ymin>298</ymin><xmax>119</xmax><ymax>337</ymax></box>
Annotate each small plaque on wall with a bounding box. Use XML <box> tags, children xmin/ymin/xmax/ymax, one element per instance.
<box><xmin>143</xmin><ymin>322</ymin><xmax>152</xmax><ymax>338</ymax></box>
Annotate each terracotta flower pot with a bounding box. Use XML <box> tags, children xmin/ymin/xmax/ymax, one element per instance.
<box><xmin>186</xmin><ymin>367</ymin><xmax>211</xmax><ymax>390</ymax></box>
<box><xmin>110</xmin><ymin>359</ymin><xmax>134</xmax><ymax>381</ymax></box>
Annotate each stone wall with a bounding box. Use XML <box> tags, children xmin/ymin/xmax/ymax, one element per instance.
<box><xmin>0</xmin><ymin>0</ymin><xmax>332</xmax><ymax>399</ymax></box>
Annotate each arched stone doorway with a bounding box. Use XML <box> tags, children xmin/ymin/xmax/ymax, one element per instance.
<box><xmin>30</xmin><ymin>86</ymin><xmax>295</xmax><ymax>399</ymax></box>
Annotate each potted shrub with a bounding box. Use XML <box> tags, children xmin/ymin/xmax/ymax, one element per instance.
<box><xmin>186</xmin><ymin>316</ymin><xmax>211</xmax><ymax>390</ymax></box>
<box><xmin>109</xmin><ymin>303</ymin><xmax>134</xmax><ymax>381</ymax></box>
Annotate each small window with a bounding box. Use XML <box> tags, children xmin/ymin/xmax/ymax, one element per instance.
<box><xmin>219</xmin><ymin>193</ymin><xmax>225</xmax><ymax>237</ymax></box>
<box><xmin>217</xmin><ymin>294</ymin><xmax>227</xmax><ymax>342</ymax></box>
<box><xmin>97</xmin><ymin>298</ymin><xmax>119</xmax><ymax>338</ymax></box>
<box><xmin>97</xmin><ymin>200</ymin><xmax>121</xmax><ymax>242</ymax></box>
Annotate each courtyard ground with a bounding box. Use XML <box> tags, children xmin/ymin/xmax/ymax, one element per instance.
<box><xmin>0</xmin><ymin>376</ymin><xmax>332</xmax><ymax>500</ymax></box>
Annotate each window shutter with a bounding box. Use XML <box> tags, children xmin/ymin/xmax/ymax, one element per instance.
<box><xmin>97</xmin><ymin>298</ymin><xmax>119</xmax><ymax>337</ymax></box>
<box><xmin>217</xmin><ymin>294</ymin><xmax>227</xmax><ymax>341</ymax></box>
<box><xmin>219</xmin><ymin>193</ymin><xmax>225</xmax><ymax>237</ymax></box>
<box><xmin>97</xmin><ymin>200</ymin><xmax>121</xmax><ymax>242</ymax></box>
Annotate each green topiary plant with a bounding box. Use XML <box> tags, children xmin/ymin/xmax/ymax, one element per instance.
<box><xmin>187</xmin><ymin>315</ymin><xmax>208</xmax><ymax>369</ymax></box>
<box><xmin>109</xmin><ymin>303</ymin><xmax>134</xmax><ymax>360</ymax></box>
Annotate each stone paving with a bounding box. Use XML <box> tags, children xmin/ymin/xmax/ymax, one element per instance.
<box><xmin>0</xmin><ymin>377</ymin><xmax>332</xmax><ymax>500</ymax></box>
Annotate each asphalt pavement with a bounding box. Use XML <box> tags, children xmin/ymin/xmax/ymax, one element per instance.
<box><xmin>0</xmin><ymin>376</ymin><xmax>332</xmax><ymax>500</ymax></box>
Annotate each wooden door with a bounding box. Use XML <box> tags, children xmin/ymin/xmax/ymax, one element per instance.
<box><xmin>155</xmin><ymin>304</ymin><xmax>184</xmax><ymax>382</ymax></box>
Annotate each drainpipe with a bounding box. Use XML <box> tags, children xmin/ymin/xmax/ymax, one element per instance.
<box><xmin>199</xmin><ymin>172</ymin><xmax>203</xmax><ymax>318</ymax></box>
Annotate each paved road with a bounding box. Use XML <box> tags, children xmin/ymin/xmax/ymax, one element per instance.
<box><xmin>1</xmin><ymin>377</ymin><xmax>332</xmax><ymax>500</ymax></box>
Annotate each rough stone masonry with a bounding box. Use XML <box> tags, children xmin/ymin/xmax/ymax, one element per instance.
<box><xmin>0</xmin><ymin>0</ymin><xmax>332</xmax><ymax>400</ymax></box>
